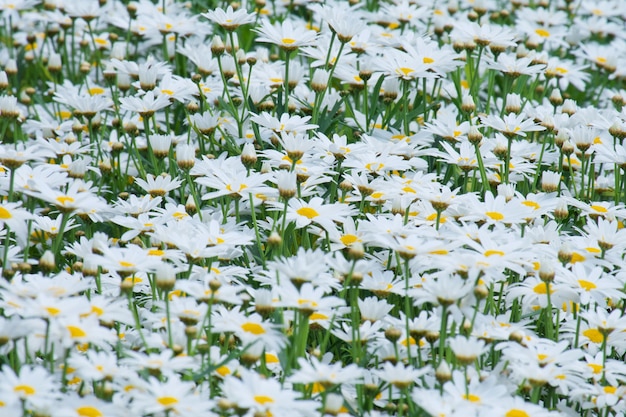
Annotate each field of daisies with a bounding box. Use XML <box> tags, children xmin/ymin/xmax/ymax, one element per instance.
<box><xmin>4</xmin><ymin>0</ymin><xmax>626</xmax><ymax>416</ymax></box>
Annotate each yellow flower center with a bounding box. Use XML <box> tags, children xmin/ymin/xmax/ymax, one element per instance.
<box><xmin>578</xmin><ymin>280</ymin><xmax>596</xmax><ymax>291</ymax></box>
<box><xmin>570</xmin><ymin>252</ymin><xmax>585</xmax><ymax>264</ymax></box>
<box><xmin>226</xmin><ymin>183</ymin><xmax>248</xmax><ymax>193</ymax></box>
<box><xmin>588</xmin><ymin>363</ymin><xmax>602</xmax><ymax>374</ymax></box>
<box><xmin>14</xmin><ymin>385</ymin><xmax>36</xmax><ymax>396</ymax></box>
<box><xmin>590</xmin><ymin>205</ymin><xmax>608</xmax><ymax>213</ymax></box>
<box><xmin>485</xmin><ymin>211</ymin><xmax>504</xmax><ymax>221</ymax></box>
<box><xmin>340</xmin><ymin>234</ymin><xmax>358</xmax><ymax>245</ymax></box>
<box><xmin>535</xmin><ymin>28</ymin><xmax>550</xmax><ymax>37</ymax></box>
<box><xmin>254</xmin><ymin>395</ymin><xmax>274</xmax><ymax>405</ymax></box>
<box><xmin>365</xmin><ymin>162</ymin><xmax>384</xmax><ymax>171</ymax></box>
<box><xmin>522</xmin><ymin>201</ymin><xmax>540</xmax><ymax>210</ymax></box>
<box><xmin>298</xmin><ymin>299</ymin><xmax>318</xmax><ymax>308</ymax></box>
<box><xmin>157</xmin><ymin>396</ymin><xmax>179</xmax><ymax>406</ymax></box>
<box><xmin>77</xmin><ymin>406</ymin><xmax>104</xmax><ymax>417</ymax></box>
<box><xmin>67</xmin><ymin>325</ymin><xmax>87</xmax><ymax>338</ymax></box>
<box><xmin>123</xmin><ymin>276</ymin><xmax>143</xmax><ymax>286</ymax></box>
<box><xmin>296</xmin><ymin>207</ymin><xmax>319</xmax><ymax>219</ymax></box>
<box><xmin>506</xmin><ymin>410</ymin><xmax>529</xmax><ymax>417</ymax></box>
<box><xmin>56</xmin><ymin>195</ymin><xmax>75</xmax><ymax>206</ymax></box>
<box><xmin>463</xmin><ymin>393</ymin><xmax>480</xmax><ymax>403</ymax></box>
<box><xmin>310</xmin><ymin>312</ymin><xmax>328</xmax><ymax>321</ymax></box>
<box><xmin>265</xmin><ymin>353</ymin><xmax>280</xmax><ymax>363</ymax></box>
<box><xmin>216</xmin><ymin>365</ymin><xmax>231</xmax><ymax>377</ymax></box>
<box><xmin>282</xmin><ymin>38</ymin><xmax>295</xmax><ymax>45</ymax></box>
<box><xmin>401</xmin><ymin>336</ymin><xmax>417</xmax><ymax>347</ymax></box>
<box><xmin>46</xmin><ymin>307</ymin><xmax>61</xmax><ymax>316</ymax></box>
<box><xmin>241</xmin><ymin>322</ymin><xmax>266</xmax><ymax>335</ymax></box>
<box><xmin>173</xmin><ymin>211</ymin><xmax>187</xmax><ymax>220</ymax></box>
<box><xmin>0</xmin><ymin>207</ymin><xmax>11</xmax><ymax>219</ymax></box>
<box><xmin>533</xmin><ymin>283</ymin><xmax>553</xmax><ymax>294</ymax></box>
<box><xmin>583</xmin><ymin>328</ymin><xmax>603</xmax><ymax>343</ymax></box>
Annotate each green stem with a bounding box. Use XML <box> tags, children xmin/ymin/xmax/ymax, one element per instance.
<box><xmin>438</xmin><ymin>304</ymin><xmax>448</xmax><ymax>365</ymax></box>
<box><xmin>473</xmin><ymin>143</ymin><xmax>491</xmax><ymax>194</ymax></box>
<box><xmin>164</xmin><ymin>289</ymin><xmax>174</xmax><ymax>349</ymax></box>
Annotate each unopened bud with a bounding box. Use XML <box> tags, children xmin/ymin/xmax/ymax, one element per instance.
<box><xmin>541</xmin><ymin>171</ymin><xmax>560</xmax><ymax>193</ymax></box>
<box><xmin>461</xmin><ymin>94</ymin><xmax>476</xmax><ymax>113</ymax></box>
<box><xmin>39</xmin><ymin>250</ymin><xmax>56</xmax><ymax>273</ymax></box>
<box><xmin>425</xmin><ymin>330</ymin><xmax>440</xmax><ymax>344</ymax></box>
<box><xmin>347</xmin><ymin>242</ymin><xmax>365</xmax><ymax>260</ymax></box>
<box><xmin>509</xmin><ymin>330</ymin><xmax>524</xmax><ymax>344</ymax></box>
<box><xmin>435</xmin><ymin>360</ymin><xmax>452</xmax><ymax>383</ymax></box>
<box><xmin>155</xmin><ymin>263</ymin><xmax>176</xmax><ymax>291</ymax></box>
<box><xmin>384</xmin><ymin>327</ymin><xmax>402</xmax><ymax>343</ymax></box>
<box><xmin>554</xmin><ymin>200</ymin><xmax>569</xmax><ymax>221</ymax></box>
<box><xmin>211</xmin><ymin>36</ymin><xmax>225</xmax><ymax>56</ymax></box>
<box><xmin>561</xmin><ymin>99</ymin><xmax>577</xmax><ymax>116</ymax></box>
<box><xmin>549</xmin><ymin>89</ymin><xmax>563</xmax><ymax>106</ymax></box>
<box><xmin>474</xmin><ymin>283</ymin><xmax>489</xmax><ymax>299</ymax></box>
<box><xmin>561</xmin><ymin>140</ymin><xmax>574</xmax><ymax>156</ymax></box>
<box><xmin>557</xmin><ymin>243</ymin><xmax>572</xmax><ymax>264</ymax></box>
<box><xmin>538</xmin><ymin>260</ymin><xmax>555</xmax><ymax>283</ymax></box>
<box><xmin>323</xmin><ymin>393</ymin><xmax>344</xmax><ymax>416</ymax></box>
<box><xmin>267</xmin><ymin>231</ymin><xmax>282</xmax><ymax>247</ymax></box>
<box><xmin>185</xmin><ymin>194</ymin><xmax>197</xmax><ymax>214</ymax></box>
<box><xmin>241</xmin><ymin>143</ymin><xmax>257</xmax><ymax>166</ymax></box>
<box><xmin>468</xmin><ymin>126</ymin><xmax>483</xmax><ymax>145</ymax></box>
<box><xmin>311</xmin><ymin>68</ymin><xmax>330</xmax><ymax>92</ymax></box>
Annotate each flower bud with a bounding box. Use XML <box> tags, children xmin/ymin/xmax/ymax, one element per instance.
<box><xmin>538</xmin><ymin>260</ymin><xmax>555</xmax><ymax>283</ymax></box>
<box><xmin>504</xmin><ymin>93</ymin><xmax>522</xmax><ymax>114</ymax></box>
<box><xmin>185</xmin><ymin>194</ymin><xmax>197</xmax><ymax>214</ymax></box>
<box><xmin>435</xmin><ymin>360</ymin><xmax>452</xmax><ymax>383</ymax></box>
<box><xmin>311</xmin><ymin>68</ymin><xmax>330</xmax><ymax>92</ymax></box>
<box><xmin>324</xmin><ymin>393</ymin><xmax>345</xmax><ymax>416</ymax></box>
<box><xmin>541</xmin><ymin>171</ymin><xmax>560</xmax><ymax>193</ymax></box>
<box><xmin>48</xmin><ymin>52</ymin><xmax>62</xmax><ymax>72</ymax></box>
<box><xmin>468</xmin><ymin>126</ymin><xmax>483</xmax><ymax>145</ymax></box>
<box><xmin>553</xmin><ymin>200</ymin><xmax>569</xmax><ymax>222</ymax></box>
<box><xmin>211</xmin><ymin>36</ymin><xmax>225</xmax><ymax>56</ymax></box>
<box><xmin>39</xmin><ymin>250</ymin><xmax>56</xmax><ymax>273</ymax></box>
<box><xmin>347</xmin><ymin>242</ymin><xmax>365</xmax><ymax>260</ymax></box>
<box><xmin>561</xmin><ymin>99</ymin><xmax>577</xmax><ymax>116</ymax></box>
<box><xmin>557</xmin><ymin>243</ymin><xmax>573</xmax><ymax>264</ymax></box>
<box><xmin>267</xmin><ymin>231</ymin><xmax>282</xmax><ymax>247</ymax></box>
<box><xmin>241</xmin><ymin>143</ymin><xmax>257</xmax><ymax>166</ymax></box>
<box><xmin>549</xmin><ymin>89</ymin><xmax>563</xmax><ymax>106</ymax></box>
<box><xmin>176</xmin><ymin>143</ymin><xmax>196</xmax><ymax>170</ymax></box>
<box><xmin>461</xmin><ymin>93</ymin><xmax>476</xmax><ymax>113</ymax></box>
<box><xmin>384</xmin><ymin>327</ymin><xmax>402</xmax><ymax>343</ymax></box>
<box><xmin>155</xmin><ymin>263</ymin><xmax>177</xmax><ymax>291</ymax></box>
